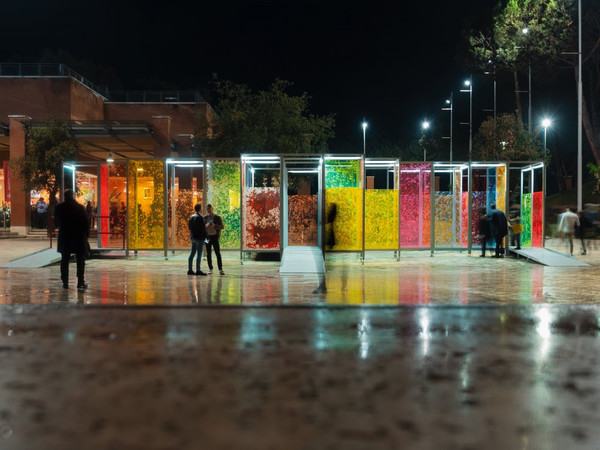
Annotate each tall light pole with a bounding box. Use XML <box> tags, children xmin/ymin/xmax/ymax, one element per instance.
<box><xmin>362</xmin><ymin>119</ymin><xmax>367</xmax><ymax>154</ymax></box>
<box><xmin>442</xmin><ymin>93</ymin><xmax>453</xmax><ymax>161</ymax></box>
<box><xmin>421</xmin><ymin>120</ymin><xmax>430</xmax><ymax>161</ymax></box>
<box><xmin>522</xmin><ymin>27</ymin><xmax>532</xmax><ymax>135</ymax></box>
<box><xmin>542</xmin><ymin>118</ymin><xmax>552</xmax><ymax>155</ymax></box>
<box><xmin>460</xmin><ymin>78</ymin><xmax>473</xmax><ymax>161</ymax></box>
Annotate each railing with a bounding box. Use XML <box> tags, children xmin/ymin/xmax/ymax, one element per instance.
<box><xmin>108</xmin><ymin>91</ymin><xmax>204</xmax><ymax>103</ymax></box>
<box><xmin>49</xmin><ymin>215</ymin><xmax>126</xmax><ymax>251</ymax></box>
<box><xmin>0</xmin><ymin>210</ymin><xmax>9</xmax><ymax>229</ymax></box>
<box><xmin>0</xmin><ymin>63</ymin><xmax>109</xmax><ymax>99</ymax></box>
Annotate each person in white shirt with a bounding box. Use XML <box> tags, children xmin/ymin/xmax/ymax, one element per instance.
<box><xmin>558</xmin><ymin>207</ymin><xmax>580</xmax><ymax>256</ymax></box>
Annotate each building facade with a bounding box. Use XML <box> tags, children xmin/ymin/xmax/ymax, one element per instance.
<box><xmin>0</xmin><ymin>63</ymin><xmax>213</xmax><ymax>235</ymax></box>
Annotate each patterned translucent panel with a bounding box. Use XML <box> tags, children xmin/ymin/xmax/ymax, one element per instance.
<box><xmin>496</xmin><ymin>165</ymin><xmax>506</xmax><ymax>212</ymax></box>
<box><xmin>243</xmin><ymin>187</ymin><xmax>280</xmax><ymax>250</ymax></box>
<box><xmin>207</xmin><ymin>160</ymin><xmax>241</xmax><ymax>248</ymax></box>
<box><xmin>127</xmin><ymin>160</ymin><xmax>164</xmax><ymax>249</ymax></box>
<box><xmin>325</xmin><ymin>188</ymin><xmax>363</xmax><ymax>250</ymax></box>
<box><xmin>521</xmin><ymin>193</ymin><xmax>532</xmax><ymax>247</ymax></box>
<box><xmin>434</xmin><ymin>167</ymin><xmax>464</xmax><ymax>248</ymax></box>
<box><xmin>100</xmin><ymin>163</ymin><xmax>127</xmax><ymax>248</ymax></box>
<box><xmin>400</xmin><ymin>163</ymin><xmax>431</xmax><ymax>248</ymax></box>
<box><xmin>434</xmin><ymin>191</ymin><xmax>454</xmax><ymax>247</ymax></box>
<box><xmin>325</xmin><ymin>159</ymin><xmax>362</xmax><ymax>251</ymax></box>
<box><xmin>325</xmin><ymin>159</ymin><xmax>360</xmax><ymax>188</ymax></box>
<box><xmin>532</xmin><ymin>191</ymin><xmax>543</xmax><ymax>247</ymax></box>
<box><xmin>288</xmin><ymin>194</ymin><xmax>318</xmax><ymax>246</ymax></box>
<box><xmin>365</xmin><ymin>190</ymin><xmax>398</xmax><ymax>249</ymax></box>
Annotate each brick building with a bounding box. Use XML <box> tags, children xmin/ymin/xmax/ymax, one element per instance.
<box><xmin>0</xmin><ymin>63</ymin><xmax>213</xmax><ymax>236</ymax></box>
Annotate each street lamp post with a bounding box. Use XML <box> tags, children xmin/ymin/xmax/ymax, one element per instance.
<box><xmin>421</xmin><ymin>120</ymin><xmax>430</xmax><ymax>161</ymax></box>
<box><xmin>362</xmin><ymin>120</ymin><xmax>367</xmax><ymax>154</ymax></box>
<box><xmin>460</xmin><ymin>78</ymin><xmax>473</xmax><ymax>161</ymax></box>
<box><xmin>542</xmin><ymin>118</ymin><xmax>552</xmax><ymax>155</ymax></box>
<box><xmin>442</xmin><ymin>93</ymin><xmax>453</xmax><ymax>161</ymax></box>
<box><xmin>522</xmin><ymin>27</ymin><xmax>532</xmax><ymax>135</ymax></box>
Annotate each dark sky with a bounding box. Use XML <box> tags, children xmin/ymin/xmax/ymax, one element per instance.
<box><xmin>4</xmin><ymin>0</ymin><xmax>522</xmax><ymax>153</ymax></box>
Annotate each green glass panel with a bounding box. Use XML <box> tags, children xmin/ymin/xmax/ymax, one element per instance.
<box><xmin>325</xmin><ymin>160</ymin><xmax>360</xmax><ymax>188</ymax></box>
<box><xmin>127</xmin><ymin>160</ymin><xmax>165</xmax><ymax>249</ymax></box>
<box><xmin>365</xmin><ymin>190</ymin><xmax>398</xmax><ymax>249</ymax></box>
<box><xmin>207</xmin><ymin>161</ymin><xmax>241</xmax><ymax>248</ymax></box>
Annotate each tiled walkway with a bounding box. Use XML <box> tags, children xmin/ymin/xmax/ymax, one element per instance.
<box><xmin>0</xmin><ymin>238</ymin><xmax>599</xmax><ymax>449</ymax></box>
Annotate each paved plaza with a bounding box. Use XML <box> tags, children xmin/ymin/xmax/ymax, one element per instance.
<box><xmin>0</xmin><ymin>238</ymin><xmax>599</xmax><ymax>449</ymax></box>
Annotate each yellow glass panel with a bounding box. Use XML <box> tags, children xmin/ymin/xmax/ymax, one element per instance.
<box><xmin>325</xmin><ymin>187</ymin><xmax>363</xmax><ymax>251</ymax></box>
<box><xmin>128</xmin><ymin>160</ymin><xmax>164</xmax><ymax>249</ymax></box>
<box><xmin>496</xmin><ymin>165</ymin><xmax>506</xmax><ymax>212</ymax></box>
<box><xmin>365</xmin><ymin>190</ymin><xmax>398</xmax><ymax>249</ymax></box>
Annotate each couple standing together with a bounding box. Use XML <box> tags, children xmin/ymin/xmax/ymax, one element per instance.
<box><xmin>188</xmin><ymin>204</ymin><xmax>225</xmax><ymax>276</ymax></box>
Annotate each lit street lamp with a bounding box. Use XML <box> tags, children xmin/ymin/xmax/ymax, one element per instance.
<box><xmin>441</xmin><ymin>93</ymin><xmax>453</xmax><ymax>161</ymax></box>
<box><xmin>362</xmin><ymin>120</ymin><xmax>367</xmax><ymax>154</ymax></box>
<box><xmin>542</xmin><ymin>118</ymin><xmax>552</xmax><ymax>155</ymax></box>
<box><xmin>421</xmin><ymin>120</ymin><xmax>430</xmax><ymax>161</ymax></box>
<box><xmin>460</xmin><ymin>78</ymin><xmax>473</xmax><ymax>161</ymax></box>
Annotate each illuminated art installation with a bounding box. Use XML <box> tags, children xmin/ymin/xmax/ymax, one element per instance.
<box><xmin>127</xmin><ymin>160</ymin><xmax>164</xmax><ymax>249</ymax></box>
<box><xmin>434</xmin><ymin>165</ymin><xmax>465</xmax><ymax>248</ymax></box>
<box><xmin>288</xmin><ymin>194</ymin><xmax>318</xmax><ymax>246</ymax></box>
<box><xmin>365</xmin><ymin>190</ymin><xmax>398</xmax><ymax>249</ymax></box>
<box><xmin>325</xmin><ymin>159</ymin><xmax>363</xmax><ymax>251</ymax></box>
<box><xmin>400</xmin><ymin>163</ymin><xmax>431</xmax><ymax>248</ymax></box>
<box><xmin>521</xmin><ymin>193</ymin><xmax>533</xmax><ymax>246</ymax></box>
<box><xmin>100</xmin><ymin>163</ymin><xmax>127</xmax><ymax>248</ymax></box>
<box><xmin>243</xmin><ymin>187</ymin><xmax>280</xmax><ymax>250</ymax></box>
<box><xmin>532</xmin><ymin>191</ymin><xmax>543</xmax><ymax>247</ymax></box>
<box><xmin>207</xmin><ymin>160</ymin><xmax>241</xmax><ymax>248</ymax></box>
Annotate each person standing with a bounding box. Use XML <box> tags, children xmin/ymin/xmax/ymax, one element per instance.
<box><xmin>188</xmin><ymin>203</ymin><xmax>208</xmax><ymax>276</ymax></box>
<box><xmin>558</xmin><ymin>207</ymin><xmax>580</xmax><ymax>256</ymax></box>
<box><xmin>36</xmin><ymin>197</ymin><xmax>48</xmax><ymax>229</ymax></box>
<box><xmin>478</xmin><ymin>206</ymin><xmax>492</xmax><ymax>257</ymax></box>
<box><xmin>488</xmin><ymin>204</ymin><xmax>508</xmax><ymax>258</ymax></box>
<box><xmin>204</xmin><ymin>204</ymin><xmax>225</xmax><ymax>275</ymax></box>
<box><xmin>54</xmin><ymin>189</ymin><xmax>90</xmax><ymax>289</ymax></box>
<box><xmin>508</xmin><ymin>208</ymin><xmax>523</xmax><ymax>250</ymax></box>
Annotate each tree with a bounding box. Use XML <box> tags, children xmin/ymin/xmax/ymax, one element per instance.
<box><xmin>193</xmin><ymin>77</ymin><xmax>335</xmax><ymax>157</ymax></box>
<box><xmin>12</xmin><ymin>118</ymin><xmax>79</xmax><ymax>209</ymax></box>
<box><xmin>469</xmin><ymin>0</ymin><xmax>574</xmax><ymax>124</ymax></box>
<box><xmin>473</xmin><ymin>113</ymin><xmax>543</xmax><ymax>161</ymax></box>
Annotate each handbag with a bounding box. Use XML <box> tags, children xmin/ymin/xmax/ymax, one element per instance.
<box><xmin>512</xmin><ymin>223</ymin><xmax>524</xmax><ymax>234</ymax></box>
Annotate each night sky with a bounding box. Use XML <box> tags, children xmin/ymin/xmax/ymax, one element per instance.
<box><xmin>3</xmin><ymin>0</ymin><xmax>576</xmax><ymax>157</ymax></box>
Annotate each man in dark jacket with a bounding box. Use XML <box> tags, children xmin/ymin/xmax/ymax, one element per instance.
<box><xmin>488</xmin><ymin>204</ymin><xmax>508</xmax><ymax>258</ymax></box>
<box><xmin>188</xmin><ymin>203</ymin><xmax>208</xmax><ymax>276</ymax></box>
<box><xmin>54</xmin><ymin>189</ymin><xmax>90</xmax><ymax>289</ymax></box>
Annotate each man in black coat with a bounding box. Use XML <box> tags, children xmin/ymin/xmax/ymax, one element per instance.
<box><xmin>54</xmin><ymin>189</ymin><xmax>90</xmax><ymax>289</ymax></box>
<box><xmin>488</xmin><ymin>204</ymin><xmax>508</xmax><ymax>258</ymax></box>
<box><xmin>188</xmin><ymin>203</ymin><xmax>208</xmax><ymax>276</ymax></box>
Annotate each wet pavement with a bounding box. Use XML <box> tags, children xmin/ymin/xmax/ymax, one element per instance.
<box><xmin>0</xmin><ymin>239</ymin><xmax>599</xmax><ymax>449</ymax></box>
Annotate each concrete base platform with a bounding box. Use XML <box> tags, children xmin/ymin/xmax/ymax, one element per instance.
<box><xmin>279</xmin><ymin>246</ymin><xmax>325</xmax><ymax>274</ymax></box>
<box><xmin>510</xmin><ymin>247</ymin><xmax>589</xmax><ymax>267</ymax></box>
<box><xmin>0</xmin><ymin>247</ymin><xmax>61</xmax><ymax>268</ymax></box>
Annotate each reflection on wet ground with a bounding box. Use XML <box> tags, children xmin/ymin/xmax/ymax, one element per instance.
<box><xmin>1</xmin><ymin>242</ymin><xmax>598</xmax><ymax>306</ymax></box>
<box><xmin>2</xmin><ymin>305</ymin><xmax>600</xmax><ymax>449</ymax></box>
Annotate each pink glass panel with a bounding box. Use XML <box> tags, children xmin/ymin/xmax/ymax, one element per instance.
<box><xmin>400</xmin><ymin>163</ymin><xmax>431</xmax><ymax>248</ymax></box>
<box><xmin>532</xmin><ymin>191</ymin><xmax>543</xmax><ymax>247</ymax></box>
<box><xmin>100</xmin><ymin>165</ymin><xmax>109</xmax><ymax>248</ymax></box>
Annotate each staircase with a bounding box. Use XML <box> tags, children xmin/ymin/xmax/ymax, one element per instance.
<box><xmin>0</xmin><ymin>229</ymin><xmax>19</xmax><ymax>239</ymax></box>
<box><xmin>25</xmin><ymin>229</ymin><xmax>49</xmax><ymax>240</ymax></box>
